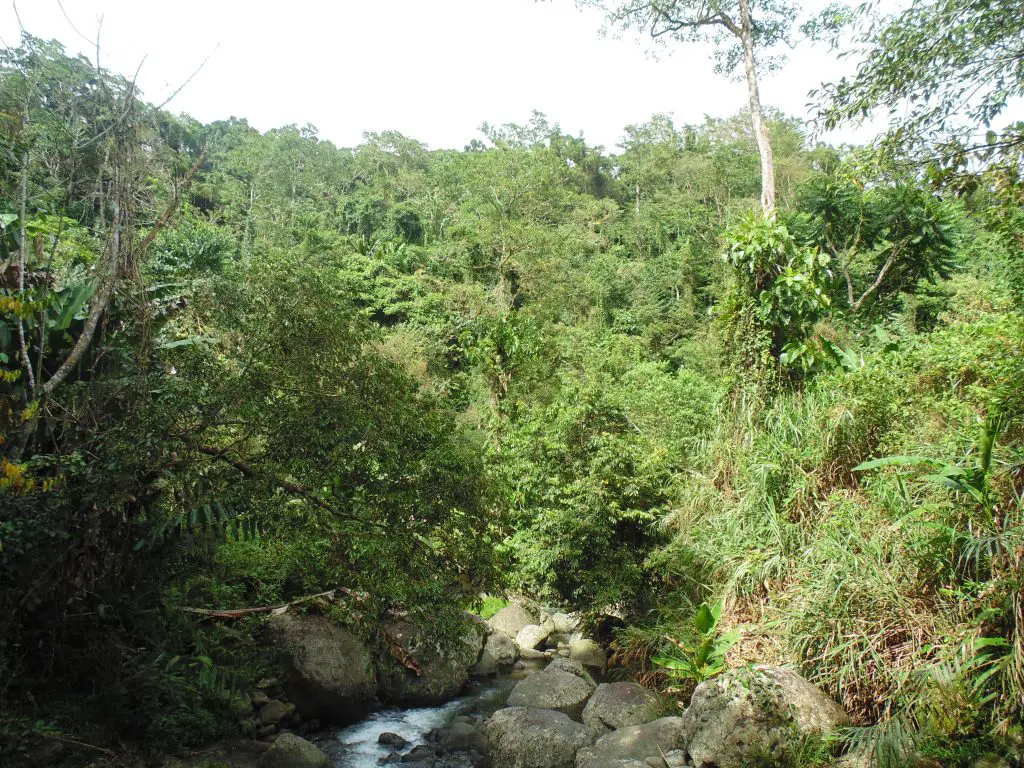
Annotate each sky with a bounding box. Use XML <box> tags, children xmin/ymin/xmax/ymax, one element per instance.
<box><xmin>0</xmin><ymin>0</ymin><xmax>887</xmax><ymax>151</ymax></box>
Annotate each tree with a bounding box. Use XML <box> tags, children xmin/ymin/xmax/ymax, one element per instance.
<box><xmin>794</xmin><ymin>175</ymin><xmax>959</xmax><ymax>314</ymax></box>
<box><xmin>819</xmin><ymin>0</ymin><xmax>1024</xmax><ymax>178</ymax></box>
<box><xmin>577</xmin><ymin>0</ymin><xmax>801</xmax><ymax>213</ymax></box>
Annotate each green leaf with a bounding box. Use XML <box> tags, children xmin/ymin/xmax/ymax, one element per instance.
<box><xmin>854</xmin><ymin>455</ymin><xmax>946</xmax><ymax>472</ymax></box>
<box><xmin>694</xmin><ymin>602</ymin><xmax>716</xmax><ymax>634</ymax></box>
<box><xmin>158</xmin><ymin>335</ymin><xmax>221</xmax><ymax>349</ymax></box>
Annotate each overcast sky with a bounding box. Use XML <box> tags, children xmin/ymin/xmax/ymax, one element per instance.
<box><xmin>1</xmin><ymin>0</ymin><xmax>887</xmax><ymax>151</ymax></box>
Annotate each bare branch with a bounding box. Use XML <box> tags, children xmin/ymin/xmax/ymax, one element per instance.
<box><xmin>41</xmin><ymin>150</ymin><xmax>206</xmax><ymax>396</ymax></box>
<box><xmin>154</xmin><ymin>44</ymin><xmax>220</xmax><ymax>111</ymax></box>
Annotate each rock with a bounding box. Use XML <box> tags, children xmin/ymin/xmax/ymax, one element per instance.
<box><xmin>832</xmin><ymin>750</ymin><xmax>871</xmax><ymax>768</ymax></box>
<box><xmin>574</xmin><ymin>717</ymin><xmax>685</xmax><ymax>768</ymax></box>
<box><xmin>662</xmin><ymin>750</ymin><xmax>686</xmax><ymax>768</ymax></box>
<box><xmin>582</xmin><ymin>682</ymin><xmax>661</xmax><ymax>738</ymax></box>
<box><xmin>378</xmin><ymin>732</ymin><xmax>411</xmax><ymax>748</ymax></box>
<box><xmin>252</xmin><ymin>690</ymin><xmax>272</xmax><ymax>707</ymax></box>
<box><xmin>472</xmin><ymin>632</ymin><xmax>520</xmax><ymax>676</ymax></box>
<box><xmin>507</xmin><ymin>667</ymin><xmax>594</xmax><ymax>721</ymax></box>
<box><xmin>546</xmin><ymin>658</ymin><xmax>596</xmax><ymax>689</ymax></box>
<box><xmin>471</xmin><ymin>650</ymin><xmax>499</xmax><ymax>677</ymax></box>
<box><xmin>258</xmin><ymin>732</ymin><xmax>331</xmax><ymax>768</ymax></box>
<box><xmin>264</xmin><ymin>612</ymin><xmax>376</xmax><ymax>724</ymax></box>
<box><xmin>259</xmin><ymin>699</ymin><xmax>297</xmax><ymax>726</ymax></box>
<box><xmin>435</xmin><ymin>721</ymin><xmax>489</xmax><ymax>754</ymax></box>
<box><xmin>517</xmin><ymin>624</ymin><xmax>552</xmax><ymax>651</ymax></box>
<box><xmin>488</xmin><ymin>604</ymin><xmax>537</xmax><ymax>638</ymax></box>
<box><xmin>486</xmin><ymin>707</ymin><xmax>592</xmax><ymax>768</ymax></box>
<box><xmin>401</xmin><ymin>744</ymin><xmax>440</xmax><ymax>763</ymax></box>
<box><xmin>520</xmin><ymin>648</ymin><xmax>549</xmax><ymax>660</ymax></box>
<box><xmin>258</xmin><ymin>724</ymin><xmax>277</xmax><ymax>739</ymax></box>
<box><xmin>971</xmin><ymin>758</ymin><xmax>1011</xmax><ymax>768</ymax></box>
<box><xmin>552</xmin><ymin>613</ymin><xmax>580</xmax><ymax>634</ymax></box>
<box><xmin>645</xmin><ymin>759</ymin><xmax>667</xmax><ymax>768</ymax></box>
<box><xmin>378</xmin><ymin>615</ymin><xmax>486</xmax><ymax>706</ymax></box>
<box><xmin>680</xmin><ymin>666</ymin><xmax>852</xmax><ymax>768</ymax></box>
<box><xmin>568</xmin><ymin>640</ymin><xmax>607</xmax><ymax>669</ymax></box>
<box><xmin>486</xmin><ymin>631</ymin><xmax>521</xmax><ymax>665</ymax></box>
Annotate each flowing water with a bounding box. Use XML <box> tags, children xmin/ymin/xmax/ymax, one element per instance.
<box><xmin>326</xmin><ymin>675</ymin><xmax>519</xmax><ymax>768</ymax></box>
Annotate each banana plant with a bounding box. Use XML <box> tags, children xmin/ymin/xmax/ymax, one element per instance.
<box><xmin>652</xmin><ymin>599</ymin><xmax>740</xmax><ymax>685</ymax></box>
<box><xmin>855</xmin><ymin>412</ymin><xmax>1005</xmax><ymax>526</ymax></box>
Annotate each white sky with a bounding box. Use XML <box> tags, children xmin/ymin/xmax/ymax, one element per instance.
<box><xmin>2</xmin><ymin>0</ymin><xmax>887</xmax><ymax>151</ymax></box>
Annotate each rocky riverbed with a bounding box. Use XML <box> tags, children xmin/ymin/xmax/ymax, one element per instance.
<box><xmin>221</xmin><ymin>600</ymin><xmax>859</xmax><ymax>768</ymax></box>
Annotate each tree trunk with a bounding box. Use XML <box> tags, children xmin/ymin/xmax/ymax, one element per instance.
<box><xmin>739</xmin><ymin>0</ymin><xmax>776</xmax><ymax>214</ymax></box>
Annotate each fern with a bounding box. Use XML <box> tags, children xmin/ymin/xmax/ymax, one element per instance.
<box><xmin>136</xmin><ymin>500</ymin><xmax>258</xmax><ymax>550</ymax></box>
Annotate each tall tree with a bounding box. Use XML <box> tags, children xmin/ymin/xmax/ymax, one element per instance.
<box><xmin>577</xmin><ymin>0</ymin><xmax>800</xmax><ymax>213</ymax></box>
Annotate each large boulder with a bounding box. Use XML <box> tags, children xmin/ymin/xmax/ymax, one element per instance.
<box><xmin>433</xmin><ymin>720</ymin><xmax>490</xmax><ymax>754</ymax></box>
<box><xmin>258</xmin><ymin>733</ymin><xmax>331</xmax><ymax>768</ymax></box>
<box><xmin>377</xmin><ymin>614</ymin><xmax>485</xmax><ymax>706</ymax></box>
<box><xmin>472</xmin><ymin>632</ymin><xmax>520</xmax><ymax>676</ymax></box>
<box><xmin>680</xmin><ymin>666</ymin><xmax>852</xmax><ymax>768</ymax></box>
<box><xmin>575</xmin><ymin>717</ymin><xmax>685</xmax><ymax>768</ymax></box>
<box><xmin>263</xmin><ymin>612</ymin><xmax>376</xmax><ymax>724</ymax></box>
<box><xmin>551</xmin><ymin>613</ymin><xmax>581</xmax><ymax>635</ymax></box>
<box><xmin>489</xmin><ymin>603</ymin><xmax>537</xmax><ymax>638</ymax></box>
<box><xmin>257</xmin><ymin>699</ymin><xmax>296</xmax><ymax>726</ymax></box>
<box><xmin>487</xmin><ymin>631</ymin><xmax>521</xmax><ymax>665</ymax></box>
<box><xmin>568</xmin><ymin>639</ymin><xmax>607</xmax><ymax>669</ymax></box>
<box><xmin>582</xmin><ymin>682</ymin><xmax>662</xmax><ymax>738</ymax></box>
<box><xmin>517</xmin><ymin>623</ymin><xmax>553</xmax><ymax>651</ymax></box>
<box><xmin>507</xmin><ymin>664</ymin><xmax>595</xmax><ymax>721</ymax></box>
<box><xmin>546</xmin><ymin>657</ymin><xmax>596</xmax><ymax>688</ymax></box>
<box><xmin>486</xmin><ymin>707</ymin><xmax>593</xmax><ymax>768</ymax></box>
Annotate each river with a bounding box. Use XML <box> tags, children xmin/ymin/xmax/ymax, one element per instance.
<box><xmin>324</xmin><ymin>674</ymin><xmax>521</xmax><ymax>767</ymax></box>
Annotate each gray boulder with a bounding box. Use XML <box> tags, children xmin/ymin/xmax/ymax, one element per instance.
<box><xmin>486</xmin><ymin>707</ymin><xmax>593</xmax><ymax>768</ymax></box>
<box><xmin>517</xmin><ymin>623</ymin><xmax>552</xmax><ymax>651</ymax></box>
<box><xmin>681</xmin><ymin>666</ymin><xmax>852</xmax><ymax>768</ymax></box>
<box><xmin>551</xmin><ymin>613</ymin><xmax>580</xmax><ymax>634</ymax></box>
<box><xmin>258</xmin><ymin>699</ymin><xmax>296</xmax><ymax>726</ymax></box>
<box><xmin>470</xmin><ymin>650</ymin><xmax>499</xmax><ymax>677</ymax></box>
<box><xmin>582</xmin><ymin>682</ymin><xmax>661</xmax><ymax>738</ymax></box>
<box><xmin>568</xmin><ymin>640</ymin><xmax>607</xmax><ymax>669</ymax></box>
<box><xmin>488</xmin><ymin>631</ymin><xmax>521</xmax><ymax>664</ymax></box>
<box><xmin>378</xmin><ymin>615</ymin><xmax>486</xmax><ymax>706</ymax></box>
<box><xmin>258</xmin><ymin>732</ymin><xmax>331</xmax><ymax>768</ymax></box>
<box><xmin>435</xmin><ymin>721</ymin><xmax>490</xmax><ymax>754</ymax></box>
<box><xmin>263</xmin><ymin>612</ymin><xmax>376</xmax><ymax>724</ymax></box>
<box><xmin>472</xmin><ymin>631</ymin><xmax>521</xmax><ymax>676</ymax></box>
<box><xmin>521</xmin><ymin>648</ymin><xmax>550</xmax><ymax>660</ymax></box>
<box><xmin>575</xmin><ymin>717</ymin><xmax>685</xmax><ymax>768</ymax></box>
<box><xmin>507</xmin><ymin>665</ymin><xmax>595</xmax><ymax>721</ymax></box>
<box><xmin>489</xmin><ymin>604</ymin><xmax>537</xmax><ymax>638</ymax></box>
<box><xmin>546</xmin><ymin>657</ymin><xmax>596</xmax><ymax>688</ymax></box>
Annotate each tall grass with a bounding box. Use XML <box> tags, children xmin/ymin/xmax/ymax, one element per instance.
<box><xmin>644</xmin><ymin>282</ymin><xmax>1024</xmax><ymax>761</ymax></box>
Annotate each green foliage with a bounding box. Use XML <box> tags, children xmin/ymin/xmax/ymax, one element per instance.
<box><xmin>3</xmin><ymin>13</ymin><xmax>1024</xmax><ymax>763</ymax></box>
<box><xmin>721</xmin><ymin>212</ymin><xmax>831</xmax><ymax>388</ymax></box>
<box><xmin>793</xmin><ymin>175</ymin><xmax>959</xmax><ymax>316</ymax></box>
<box><xmin>652</xmin><ymin>600</ymin><xmax>740</xmax><ymax>684</ymax></box>
<box><xmin>496</xmin><ymin>332</ymin><xmax>719</xmax><ymax>609</ymax></box>
<box><xmin>818</xmin><ymin>0</ymin><xmax>1024</xmax><ymax>174</ymax></box>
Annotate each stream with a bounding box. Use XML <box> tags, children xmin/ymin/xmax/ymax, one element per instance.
<box><xmin>324</xmin><ymin>674</ymin><xmax>520</xmax><ymax>768</ymax></box>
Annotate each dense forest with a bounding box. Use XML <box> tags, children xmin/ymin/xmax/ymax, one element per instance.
<box><xmin>1</xmin><ymin>0</ymin><xmax>1022</xmax><ymax>766</ymax></box>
